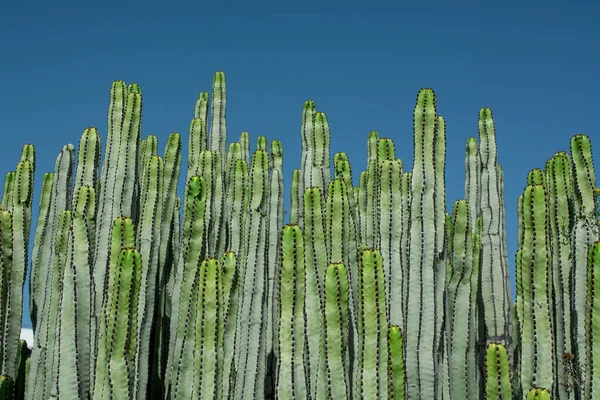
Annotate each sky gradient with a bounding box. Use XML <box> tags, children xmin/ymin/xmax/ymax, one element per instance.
<box><xmin>1</xmin><ymin>1</ymin><xmax>598</xmax><ymax>330</ymax></box>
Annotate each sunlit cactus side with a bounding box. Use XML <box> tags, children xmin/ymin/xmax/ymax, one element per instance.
<box><xmin>234</xmin><ymin>149</ymin><xmax>270</xmax><ymax>399</ymax></box>
<box><xmin>57</xmin><ymin>185</ymin><xmax>96</xmax><ymax>399</ymax></box>
<box><xmin>464</xmin><ymin>137</ymin><xmax>481</xmax><ymax>230</ymax></box>
<box><xmin>404</xmin><ymin>88</ymin><xmax>445</xmax><ymax>398</ymax></box>
<box><xmin>446</xmin><ymin>199</ymin><xmax>478</xmax><ymax>399</ymax></box>
<box><xmin>477</xmin><ymin>108</ymin><xmax>512</xmax><ymax>351</ymax></box>
<box><xmin>569</xmin><ymin>134</ymin><xmax>599</xmax><ymax>397</ymax></box>
<box><xmin>584</xmin><ymin>240</ymin><xmax>600</xmax><ymax>399</ymax></box>
<box><xmin>28</xmin><ymin>172</ymin><xmax>53</xmax><ymax>334</ymax></box>
<box><xmin>208</xmin><ymin>72</ymin><xmax>227</xmax><ymax>166</ymax></box>
<box><xmin>301</xmin><ymin>187</ymin><xmax>327</xmax><ymax>399</ymax></box>
<box><xmin>322</xmin><ymin>262</ymin><xmax>351</xmax><ymax>399</ymax></box>
<box><xmin>132</xmin><ymin>153</ymin><xmax>165</xmax><ymax>400</ymax></box>
<box><xmin>356</xmin><ymin>248</ymin><xmax>388</xmax><ymax>399</ymax></box>
<box><xmin>275</xmin><ymin>224</ymin><xmax>307</xmax><ymax>400</ymax></box>
<box><xmin>166</xmin><ymin>176</ymin><xmax>208</xmax><ymax>399</ymax></box>
<box><xmin>217</xmin><ymin>252</ymin><xmax>238</xmax><ymax>400</ymax></box>
<box><xmin>265</xmin><ymin>139</ymin><xmax>285</xmax><ymax>397</ymax></box>
<box><xmin>379</xmin><ymin>159</ymin><xmax>403</xmax><ymax>327</ymax></box>
<box><xmin>544</xmin><ymin>151</ymin><xmax>575</xmax><ymax>400</ymax></box>
<box><xmin>27</xmin><ymin>143</ymin><xmax>74</xmax><ymax>400</ymax></box>
<box><xmin>92</xmin><ymin>247</ymin><xmax>142</xmax><ymax>400</ymax></box>
<box><xmin>388</xmin><ymin>325</ymin><xmax>405</xmax><ymax>399</ymax></box>
<box><xmin>483</xmin><ymin>343</ymin><xmax>512</xmax><ymax>400</ymax></box>
<box><xmin>517</xmin><ymin>184</ymin><xmax>555</xmax><ymax>395</ymax></box>
<box><xmin>0</xmin><ymin>147</ymin><xmax>34</xmax><ymax>384</ymax></box>
<box><xmin>191</xmin><ymin>258</ymin><xmax>221</xmax><ymax>399</ymax></box>
<box><xmin>92</xmin><ymin>81</ymin><xmax>141</xmax><ymax>379</ymax></box>
<box><xmin>297</xmin><ymin>100</ymin><xmax>317</xmax><ymax>228</ymax></box>
<box><xmin>526</xmin><ymin>388</ymin><xmax>552</xmax><ymax>400</ymax></box>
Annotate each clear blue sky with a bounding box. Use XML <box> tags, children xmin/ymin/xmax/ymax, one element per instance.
<box><xmin>1</xmin><ymin>2</ymin><xmax>598</xmax><ymax>329</ymax></box>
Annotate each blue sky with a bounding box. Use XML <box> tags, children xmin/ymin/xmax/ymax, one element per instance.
<box><xmin>2</xmin><ymin>2</ymin><xmax>598</xmax><ymax>330</ymax></box>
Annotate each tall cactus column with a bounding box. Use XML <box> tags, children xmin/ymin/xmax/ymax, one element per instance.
<box><xmin>477</xmin><ymin>108</ymin><xmax>512</xmax><ymax>350</ymax></box>
<box><xmin>404</xmin><ymin>88</ymin><xmax>445</xmax><ymax>398</ymax></box>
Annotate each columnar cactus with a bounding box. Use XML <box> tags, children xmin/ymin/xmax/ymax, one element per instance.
<box><xmin>0</xmin><ymin>70</ymin><xmax>598</xmax><ymax>400</ymax></box>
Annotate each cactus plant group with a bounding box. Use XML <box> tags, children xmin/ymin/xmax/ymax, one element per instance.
<box><xmin>0</xmin><ymin>71</ymin><xmax>598</xmax><ymax>399</ymax></box>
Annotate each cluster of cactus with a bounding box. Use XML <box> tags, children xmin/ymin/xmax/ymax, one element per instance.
<box><xmin>0</xmin><ymin>71</ymin><xmax>598</xmax><ymax>399</ymax></box>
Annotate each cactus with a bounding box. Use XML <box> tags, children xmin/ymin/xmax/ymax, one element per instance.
<box><xmin>0</xmin><ymin>70</ymin><xmax>598</xmax><ymax>399</ymax></box>
<box><xmin>484</xmin><ymin>343</ymin><xmax>512</xmax><ymax>400</ymax></box>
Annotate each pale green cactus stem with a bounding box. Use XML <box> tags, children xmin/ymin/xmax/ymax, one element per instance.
<box><xmin>239</xmin><ymin>131</ymin><xmax>250</xmax><ymax>166</ymax></box>
<box><xmin>92</xmin><ymin>247</ymin><xmax>142</xmax><ymax>400</ymax></box>
<box><xmin>224</xmin><ymin>142</ymin><xmax>243</xmax><ymax>200</ymax></box>
<box><xmin>41</xmin><ymin>210</ymin><xmax>71</xmax><ymax>400</ymax></box>
<box><xmin>301</xmin><ymin>187</ymin><xmax>327</xmax><ymax>309</ymax></box>
<box><xmin>0</xmin><ymin>172</ymin><xmax>15</xmax><ymax>210</ymax></box>
<box><xmin>187</xmin><ymin>91</ymin><xmax>209</xmax><ymax>181</ymax></box>
<box><xmin>518</xmin><ymin>184</ymin><xmax>555</xmax><ymax>395</ymax></box>
<box><xmin>192</xmin><ymin>258</ymin><xmax>221</xmax><ymax>399</ymax></box>
<box><xmin>195</xmin><ymin>150</ymin><xmax>225</xmax><ymax>258</ymax></box>
<box><xmin>378</xmin><ymin>159</ymin><xmax>403</xmax><ymax>326</ymax></box>
<box><xmin>478</xmin><ymin>107</ymin><xmax>512</xmax><ymax>350</ymax></box>
<box><xmin>298</xmin><ymin>100</ymin><xmax>316</xmax><ymax>228</ymax></box>
<box><xmin>0</xmin><ymin>147</ymin><xmax>33</xmax><ymax>387</ymax></box>
<box><xmin>400</xmin><ymin>171</ymin><xmax>412</xmax><ymax>328</ymax></box>
<box><xmin>544</xmin><ymin>151</ymin><xmax>575</xmax><ymax>399</ymax></box>
<box><xmin>433</xmin><ymin>115</ymin><xmax>448</xmax><ymax>382</ymax></box>
<box><xmin>333</xmin><ymin>152</ymin><xmax>354</xmax><ymax>208</ymax></box>
<box><xmin>256</xmin><ymin>135</ymin><xmax>268</xmax><ymax>152</ymax></box>
<box><xmin>92</xmin><ymin>216</ymin><xmax>136</xmax><ymax>400</ymax></box>
<box><xmin>186</xmin><ymin>117</ymin><xmax>206</xmax><ymax>181</ymax></box>
<box><xmin>0</xmin><ymin>210</ymin><xmax>14</xmax><ymax>381</ymax></box>
<box><xmin>484</xmin><ymin>343</ymin><xmax>512</xmax><ymax>400</ymax></box>
<box><xmin>321</xmin><ymin>262</ymin><xmax>351</xmax><ymax>399</ymax></box>
<box><xmin>167</xmin><ymin>176</ymin><xmax>207</xmax><ymax>399</ymax></box>
<box><xmin>194</xmin><ymin>91</ymin><xmax>209</xmax><ymax>124</ymax></box>
<box><xmin>57</xmin><ymin>186</ymin><xmax>96</xmax><ymax>400</ymax></box>
<box><xmin>26</xmin><ymin>177</ymin><xmax>52</xmax><ymax>338</ymax></box>
<box><xmin>584</xmin><ymin>240</ymin><xmax>600</xmax><ymax>398</ymax></box>
<box><xmin>92</xmin><ymin>80</ymin><xmax>141</xmax><ymax>371</ymax></box>
<box><xmin>357</xmin><ymin>170</ymin><xmax>369</xmax><ymax>260</ymax></box>
<box><xmin>526</xmin><ymin>388</ymin><xmax>552</xmax><ymax>399</ymax></box>
<box><xmin>357</xmin><ymin>248</ymin><xmax>388</xmax><ymax>399</ymax></box>
<box><xmin>464</xmin><ymin>136</ymin><xmax>481</xmax><ymax>230</ymax></box>
<box><xmin>227</xmin><ymin>159</ymin><xmax>248</xmax><ymax>262</ymax></box>
<box><xmin>219</xmin><ymin>252</ymin><xmax>238</xmax><ymax>400</ymax></box>
<box><xmin>446</xmin><ymin>199</ymin><xmax>476</xmax><ymax>400</ymax></box>
<box><xmin>301</xmin><ymin>187</ymin><xmax>328</xmax><ymax>399</ymax></box>
<box><xmin>133</xmin><ymin>154</ymin><xmax>164</xmax><ymax>400</ymax></box>
<box><xmin>527</xmin><ymin>168</ymin><xmax>545</xmax><ymax>186</ymax></box>
<box><xmin>569</xmin><ymin>134</ymin><xmax>599</xmax><ymax>397</ymax></box>
<box><xmin>73</xmin><ymin>128</ymin><xmax>101</xmax><ymax>196</ymax></box>
<box><xmin>235</xmin><ymin>149</ymin><xmax>269</xmax><ymax>399</ymax></box>
<box><xmin>364</xmin><ymin>136</ymin><xmax>394</xmax><ymax>249</ymax></box>
<box><xmin>265</xmin><ymin>139</ymin><xmax>284</xmax><ymax>397</ymax></box>
<box><xmin>122</xmin><ymin>83</ymin><xmax>143</xmax><ymax>223</ymax></box>
<box><xmin>311</xmin><ymin>112</ymin><xmax>331</xmax><ymax>199</ymax></box>
<box><xmin>388</xmin><ymin>325</ymin><xmax>405</xmax><ymax>399</ymax></box>
<box><xmin>362</xmin><ymin>133</ymin><xmax>380</xmax><ymax>249</ymax></box>
<box><xmin>139</xmin><ymin>135</ymin><xmax>158</xmax><ymax>197</ymax></box>
<box><xmin>208</xmin><ymin>72</ymin><xmax>227</xmax><ymax>168</ymax></box>
<box><xmin>290</xmin><ymin>169</ymin><xmax>300</xmax><ymax>225</ymax></box>
<box><xmin>275</xmin><ymin>224</ymin><xmax>307</xmax><ymax>400</ymax></box>
<box><xmin>405</xmin><ymin>88</ymin><xmax>441</xmax><ymax>398</ymax></box>
<box><xmin>471</xmin><ymin>215</ymin><xmax>483</xmax><ymax>397</ymax></box>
